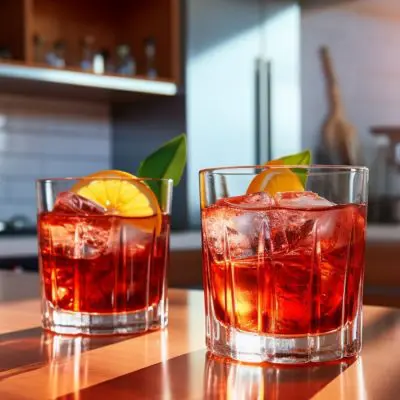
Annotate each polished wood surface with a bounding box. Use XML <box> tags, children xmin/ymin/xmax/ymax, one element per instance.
<box><xmin>0</xmin><ymin>271</ymin><xmax>399</xmax><ymax>399</ymax></box>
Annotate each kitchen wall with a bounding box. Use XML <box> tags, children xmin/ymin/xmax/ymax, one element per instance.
<box><xmin>301</xmin><ymin>0</ymin><xmax>400</xmax><ymax>165</ymax></box>
<box><xmin>0</xmin><ymin>94</ymin><xmax>111</xmax><ymax>223</ymax></box>
<box><xmin>112</xmin><ymin>95</ymin><xmax>188</xmax><ymax>230</ymax></box>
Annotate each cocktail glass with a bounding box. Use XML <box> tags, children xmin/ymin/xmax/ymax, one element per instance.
<box><xmin>37</xmin><ymin>177</ymin><xmax>172</xmax><ymax>335</ymax></box>
<box><xmin>200</xmin><ymin>165</ymin><xmax>368</xmax><ymax>363</ymax></box>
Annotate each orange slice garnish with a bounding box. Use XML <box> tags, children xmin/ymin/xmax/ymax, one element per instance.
<box><xmin>72</xmin><ymin>170</ymin><xmax>162</xmax><ymax>234</ymax></box>
<box><xmin>247</xmin><ymin>161</ymin><xmax>304</xmax><ymax>196</ymax></box>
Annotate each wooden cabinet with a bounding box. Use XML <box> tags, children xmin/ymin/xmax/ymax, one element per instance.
<box><xmin>364</xmin><ymin>242</ymin><xmax>400</xmax><ymax>308</ymax></box>
<box><xmin>0</xmin><ymin>0</ymin><xmax>28</xmax><ymax>61</ymax></box>
<box><xmin>0</xmin><ymin>0</ymin><xmax>181</xmax><ymax>97</ymax></box>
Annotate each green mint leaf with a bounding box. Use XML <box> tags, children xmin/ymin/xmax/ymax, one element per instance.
<box><xmin>137</xmin><ymin>134</ymin><xmax>187</xmax><ymax>200</ymax></box>
<box><xmin>277</xmin><ymin>149</ymin><xmax>311</xmax><ymax>166</ymax></box>
<box><xmin>277</xmin><ymin>150</ymin><xmax>312</xmax><ymax>186</ymax></box>
<box><xmin>137</xmin><ymin>133</ymin><xmax>186</xmax><ymax>185</ymax></box>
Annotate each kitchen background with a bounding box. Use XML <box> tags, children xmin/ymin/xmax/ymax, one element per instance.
<box><xmin>0</xmin><ymin>95</ymin><xmax>110</xmax><ymax>223</ymax></box>
<box><xmin>0</xmin><ymin>0</ymin><xmax>398</xmax><ymax>301</ymax></box>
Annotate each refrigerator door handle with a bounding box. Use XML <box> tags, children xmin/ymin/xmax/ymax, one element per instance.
<box><xmin>255</xmin><ymin>58</ymin><xmax>272</xmax><ymax>164</ymax></box>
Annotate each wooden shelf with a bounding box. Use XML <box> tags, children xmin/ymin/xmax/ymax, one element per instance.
<box><xmin>0</xmin><ymin>0</ymin><xmax>181</xmax><ymax>98</ymax></box>
<box><xmin>0</xmin><ymin>62</ymin><xmax>178</xmax><ymax>96</ymax></box>
<box><xmin>371</xmin><ymin>126</ymin><xmax>400</xmax><ymax>141</ymax></box>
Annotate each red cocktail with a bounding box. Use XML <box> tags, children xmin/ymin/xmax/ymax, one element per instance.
<box><xmin>39</xmin><ymin>211</ymin><xmax>169</xmax><ymax>314</ymax></box>
<box><xmin>200</xmin><ymin>166</ymin><xmax>368</xmax><ymax>364</ymax></box>
<box><xmin>203</xmin><ymin>196</ymin><xmax>365</xmax><ymax>335</ymax></box>
<box><xmin>37</xmin><ymin>174</ymin><xmax>172</xmax><ymax>335</ymax></box>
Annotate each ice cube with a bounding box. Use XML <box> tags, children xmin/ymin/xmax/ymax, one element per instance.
<box><xmin>53</xmin><ymin>191</ymin><xmax>106</xmax><ymax>215</ymax></box>
<box><xmin>317</xmin><ymin>206</ymin><xmax>359</xmax><ymax>252</ymax></box>
<box><xmin>119</xmin><ymin>219</ymin><xmax>154</xmax><ymax>258</ymax></box>
<box><xmin>203</xmin><ymin>205</ymin><xmax>250</xmax><ymax>260</ymax></box>
<box><xmin>222</xmin><ymin>192</ymin><xmax>276</xmax><ymax>209</ymax></box>
<box><xmin>203</xmin><ymin>193</ymin><xmax>287</xmax><ymax>261</ymax></box>
<box><xmin>275</xmin><ymin>191</ymin><xmax>335</xmax><ymax>209</ymax></box>
<box><xmin>79</xmin><ymin>219</ymin><xmax>115</xmax><ymax>259</ymax></box>
<box><xmin>39</xmin><ymin>213</ymin><xmax>114</xmax><ymax>260</ymax></box>
<box><xmin>274</xmin><ymin>192</ymin><xmax>360</xmax><ymax>253</ymax></box>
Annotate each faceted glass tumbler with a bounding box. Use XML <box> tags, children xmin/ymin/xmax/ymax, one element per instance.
<box><xmin>36</xmin><ymin>177</ymin><xmax>172</xmax><ymax>335</ymax></box>
<box><xmin>200</xmin><ymin>166</ymin><xmax>368</xmax><ymax>364</ymax></box>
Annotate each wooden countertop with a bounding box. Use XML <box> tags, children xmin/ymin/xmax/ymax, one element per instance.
<box><xmin>0</xmin><ymin>271</ymin><xmax>399</xmax><ymax>399</ymax></box>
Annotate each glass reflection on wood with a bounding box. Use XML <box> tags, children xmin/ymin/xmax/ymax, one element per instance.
<box><xmin>203</xmin><ymin>353</ymin><xmax>355</xmax><ymax>400</ymax></box>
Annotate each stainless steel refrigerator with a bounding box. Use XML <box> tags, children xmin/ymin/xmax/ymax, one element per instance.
<box><xmin>186</xmin><ymin>0</ymin><xmax>302</xmax><ymax>226</ymax></box>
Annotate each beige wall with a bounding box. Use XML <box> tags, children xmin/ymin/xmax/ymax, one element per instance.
<box><xmin>301</xmin><ymin>0</ymin><xmax>400</xmax><ymax>168</ymax></box>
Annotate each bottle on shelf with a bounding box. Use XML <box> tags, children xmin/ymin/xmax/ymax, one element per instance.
<box><xmin>93</xmin><ymin>51</ymin><xmax>104</xmax><ymax>74</ymax></box>
<box><xmin>116</xmin><ymin>44</ymin><xmax>136</xmax><ymax>76</ymax></box>
<box><xmin>33</xmin><ymin>34</ymin><xmax>45</xmax><ymax>64</ymax></box>
<box><xmin>92</xmin><ymin>48</ymin><xmax>114</xmax><ymax>75</ymax></box>
<box><xmin>144</xmin><ymin>37</ymin><xmax>157</xmax><ymax>79</ymax></box>
<box><xmin>45</xmin><ymin>40</ymin><xmax>66</xmax><ymax>68</ymax></box>
<box><xmin>102</xmin><ymin>49</ymin><xmax>115</xmax><ymax>73</ymax></box>
<box><xmin>80</xmin><ymin>35</ymin><xmax>95</xmax><ymax>71</ymax></box>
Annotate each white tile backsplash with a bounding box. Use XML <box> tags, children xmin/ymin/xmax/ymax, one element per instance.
<box><xmin>0</xmin><ymin>154</ymin><xmax>44</xmax><ymax>177</ymax></box>
<box><xmin>0</xmin><ymin>181</ymin><xmax>9</xmax><ymax>201</ymax></box>
<box><xmin>43</xmin><ymin>159</ymin><xmax>110</xmax><ymax>178</ymax></box>
<box><xmin>8</xmin><ymin>180</ymin><xmax>36</xmax><ymax>201</ymax></box>
<box><xmin>45</xmin><ymin>135</ymin><xmax>110</xmax><ymax>157</ymax></box>
<box><xmin>0</xmin><ymin>94</ymin><xmax>111</xmax><ymax>223</ymax></box>
<box><xmin>5</xmin><ymin>118</ymin><xmax>111</xmax><ymax>139</ymax></box>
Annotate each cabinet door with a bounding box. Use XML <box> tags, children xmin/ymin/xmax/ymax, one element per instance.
<box><xmin>0</xmin><ymin>0</ymin><xmax>28</xmax><ymax>61</ymax></box>
<box><xmin>186</xmin><ymin>0</ymin><xmax>263</xmax><ymax>225</ymax></box>
<box><xmin>259</xmin><ymin>1</ymin><xmax>302</xmax><ymax>159</ymax></box>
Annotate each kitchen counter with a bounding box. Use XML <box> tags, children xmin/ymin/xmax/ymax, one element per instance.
<box><xmin>365</xmin><ymin>224</ymin><xmax>400</xmax><ymax>243</ymax></box>
<box><xmin>0</xmin><ymin>271</ymin><xmax>400</xmax><ymax>399</ymax></box>
<box><xmin>1</xmin><ymin>226</ymin><xmax>399</xmax><ymax>296</ymax></box>
<box><xmin>0</xmin><ymin>231</ymin><xmax>202</xmax><ymax>258</ymax></box>
<box><xmin>0</xmin><ymin>225</ymin><xmax>398</xmax><ymax>259</ymax></box>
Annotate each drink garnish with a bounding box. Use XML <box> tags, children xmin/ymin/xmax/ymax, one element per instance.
<box><xmin>137</xmin><ymin>134</ymin><xmax>186</xmax><ymax>186</ymax></box>
<box><xmin>69</xmin><ymin>134</ymin><xmax>187</xmax><ymax>232</ymax></box>
<box><xmin>72</xmin><ymin>170</ymin><xmax>162</xmax><ymax>233</ymax></box>
<box><xmin>138</xmin><ymin>134</ymin><xmax>186</xmax><ymax>200</ymax></box>
<box><xmin>247</xmin><ymin>150</ymin><xmax>311</xmax><ymax>195</ymax></box>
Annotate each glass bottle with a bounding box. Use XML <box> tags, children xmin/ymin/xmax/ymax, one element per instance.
<box><xmin>33</xmin><ymin>34</ymin><xmax>45</xmax><ymax>64</ymax></box>
<box><xmin>46</xmin><ymin>40</ymin><xmax>66</xmax><ymax>68</ymax></box>
<box><xmin>80</xmin><ymin>36</ymin><xmax>95</xmax><ymax>71</ymax></box>
<box><xmin>116</xmin><ymin>44</ymin><xmax>136</xmax><ymax>76</ymax></box>
<box><xmin>144</xmin><ymin>37</ymin><xmax>157</xmax><ymax>79</ymax></box>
